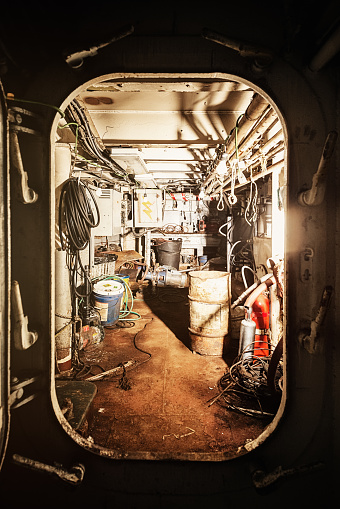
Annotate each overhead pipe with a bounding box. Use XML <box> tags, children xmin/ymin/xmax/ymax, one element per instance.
<box><xmin>209</xmin><ymin>124</ymin><xmax>283</xmax><ymax>197</ymax></box>
<box><xmin>298</xmin><ymin>130</ymin><xmax>338</xmax><ymax>206</ymax></box>
<box><xmin>236</xmin><ymin>116</ymin><xmax>280</xmax><ymax>162</ymax></box>
<box><xmin>211</xmin><ymin>158</ymin><xmax>284</xmax><ymax>198</ymax></box>
<box><xmin>203</xmin><ymin>93</ymin><xmax>270</xmax><ymax>189</ymax></box>
<box><xmin>238</xmin><ymin>134</ymin><xmax>284</xmax><ymax>174</ymax></box>
<box><xmin>205</xmin><ymin>110</ymin><xmax>279</xmax><ymax>195</ymax></box>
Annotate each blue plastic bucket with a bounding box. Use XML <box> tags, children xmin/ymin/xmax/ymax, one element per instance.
<box><xmin>93</xmin><ymin>280</ymin><xmax>124</xmax><ymax>325</ymax></box>
<box><xmin>198</xmin><ymin>255</ymin><xmax>208</xmax><ymax>266</ymax></box>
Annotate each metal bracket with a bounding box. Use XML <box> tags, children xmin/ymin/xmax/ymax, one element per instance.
<box><xmin>12</xmin><ymin>454</ymin><xmax>85</xmax><ymax>485</ymax></box>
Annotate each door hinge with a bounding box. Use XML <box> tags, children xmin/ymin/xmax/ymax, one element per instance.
<box><xmin>12</xmin><ymin>454</ymin><xmax>85</xmax><ymax>485</ymax></box>
<box><xmin>252</xmin><ymin>461</ymin><xmax>325</xmax><ymax>489</ymax></box>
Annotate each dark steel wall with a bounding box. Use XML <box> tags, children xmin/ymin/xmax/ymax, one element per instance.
<box><xmin>0</xmin><ymin>3</ymin><xmax>339</xmax><ymax>507</ymax></box>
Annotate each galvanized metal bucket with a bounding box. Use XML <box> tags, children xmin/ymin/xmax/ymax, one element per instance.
<box><xmin>188</xmin><ymin>270</ymin><xmax>231</xmax><ymax>356</ymax></box>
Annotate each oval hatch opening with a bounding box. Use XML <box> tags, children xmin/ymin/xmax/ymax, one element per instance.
<box><xmin>52</xmin><ymin>72</ymin><xmax>286</xmax><ymax>461</ymax></box>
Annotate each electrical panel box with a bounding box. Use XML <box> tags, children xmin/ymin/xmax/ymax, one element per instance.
<box><xmin>134</xmin><ymin>189</ymin><xmax>163</xmax><ymax>227</ymax></box>
<box><xmin>93</xmin><ymin>189</ymin><xmax>121</xmax><ymax>236</ymax></box>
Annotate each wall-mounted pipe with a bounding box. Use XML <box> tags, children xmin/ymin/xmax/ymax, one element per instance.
<box><xmin>298</xmin><ymin>131</ymin><xmax>338</xmax><ymax>206</ymax></box>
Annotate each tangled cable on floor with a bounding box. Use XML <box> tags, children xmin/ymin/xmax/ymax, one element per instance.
<box><xmin>211</xmin><ymin>346</ymin><xmax>283</xmax><ymax>418</ymax></box>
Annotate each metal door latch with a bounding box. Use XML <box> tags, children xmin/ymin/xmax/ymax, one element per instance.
<box><xmin>298</xmin><ymin>131</ymin><xmax>338</xmax><ymax>207</ymax></box>
<box><xmin>299</xmin><ymin>285</ymin><xmax>333</xmax><ymax>353</ymax></box>
<box><xmin>8</xmin><ymin>106</ymin><xmax>40</xmax><ymax>205</ymax></box>
<box><xmin>12</xmin><ymin>454</ymin><xmax>85</xmax><ymax>485</ymax></box>
<box><xmin>10</xmin><ymin>375</ymin><xmax>41</xmax><ymax>409</ymax></box>
<box><xmin>252</xmin><ymin>461</ymin><xmax>324</xmax><ymax>489</ymax></box>
<box><xmin>11</xmin><ymin>280</ymin><xmax>38</xmax><ymax>350</ymax></box>
<box><xmin>300</xmin><ymin>247</ymin><xmax>313</xmax><ymax>282</ymax></box>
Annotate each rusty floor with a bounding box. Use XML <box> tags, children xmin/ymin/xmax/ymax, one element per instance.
<box><xmin>78</xmin><ymin>287</ymin><xmax>274</xmax><ymax>460</ymax></box>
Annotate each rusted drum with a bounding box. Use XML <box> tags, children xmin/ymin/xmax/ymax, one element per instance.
<box><xmin>188</xmin><ymin>271</ymin><xmax>231</xmax><ymax>356</ymax></box>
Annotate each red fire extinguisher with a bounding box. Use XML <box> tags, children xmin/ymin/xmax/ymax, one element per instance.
<box><xmin>251</xmin><ymin>293</ymin><xmax>270</xmax><ymax>357</ymax></box>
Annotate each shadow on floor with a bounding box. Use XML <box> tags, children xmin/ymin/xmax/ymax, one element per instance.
<box><xmin>141</xmin><ymin>285</ymin><xmax>237</xmax><ymax>365</ymax></box>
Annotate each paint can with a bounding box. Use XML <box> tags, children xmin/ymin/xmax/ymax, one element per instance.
<box><xmin>93</xmin><ymin>280</ymin><xmax>124</xmax><ymax>325</ymax></box>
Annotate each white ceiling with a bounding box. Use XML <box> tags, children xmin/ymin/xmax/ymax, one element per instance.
<box><xmin>75</xmin><ymin>74</ymin><xmax>258</xmax><ymax>191</ymax></box>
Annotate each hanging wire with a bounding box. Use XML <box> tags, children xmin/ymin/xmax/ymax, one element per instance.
<box><xmin>244</xmin><ymin>167</ymin><xmax>258</xmax><ymax>226</ymax></box>
<box><xmin>241</xmin><ymin>265</ymin><xmax>257</xmax><ymax>288</ymax></box>
<box><xmin>217</xmin><ymin>175</ymin><xmax>225</xmax><ymax>211</ymax></box>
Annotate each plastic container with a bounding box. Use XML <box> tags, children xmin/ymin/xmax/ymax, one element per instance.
<box><xmin>154</xmin><ymin>239</ymin><xmax>182</xmax><ymax>269</ymax></box>
<box><xmin>92</xmin><ymin>280</ymin><xmax>124</xmax><ymax>325</ymax></box>
<box><xmin>115</xmin><ymin>274</ymin><xmax>130</xmax><ymax>310</ymax></box>
<box><xmin>198</xmin><ymin>255</ymin><xmax>208</xmax><ymax>266</ymax></box>
<box><xmin>188</xmin><ymin>271</ymin><xmax>231</xmax><ymax>356</ymax></box>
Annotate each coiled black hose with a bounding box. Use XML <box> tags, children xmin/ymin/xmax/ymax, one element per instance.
<box><xmin>59</xmin><ymin>178</ymin><xmax>100</xmax><ymax>301</ymax></box>
<box><xmin>59</xmin><ymin>178</ymin><xmax>100</xmax><ymax>252</ymax></box>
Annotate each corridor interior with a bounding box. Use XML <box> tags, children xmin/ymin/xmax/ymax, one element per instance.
<box><xmin>56</xmin><ymin>285</ymin><xmax>280</xmax><ymax>461</ymax></box>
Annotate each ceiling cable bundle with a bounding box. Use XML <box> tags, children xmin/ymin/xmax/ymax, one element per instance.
<box><xmin>65</xmin><ymin>99</ymin><xmax>131</xmax><ymax>184</ymax></box>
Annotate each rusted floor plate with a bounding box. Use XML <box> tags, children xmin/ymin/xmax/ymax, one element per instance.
<box><xmin>80</xmin><ymin>288</ymin><xmax>271</xmax><ymax>460</ymax></box>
